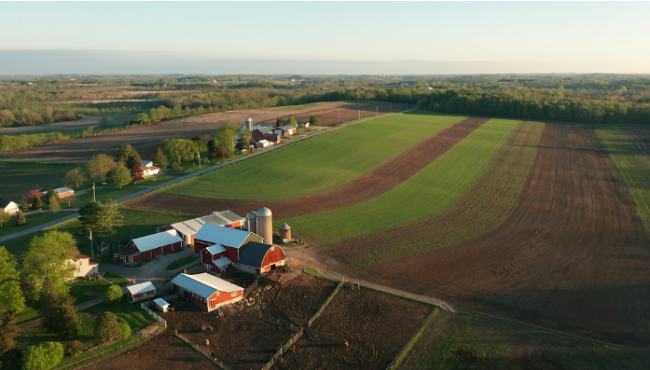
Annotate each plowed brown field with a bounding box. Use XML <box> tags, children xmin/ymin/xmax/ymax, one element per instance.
<box><xmin>317</xmin><ymin>123</ymin><xmax>650</xmax><ymax>347</ymax></box>
<box><xmin>257</xmin><ymin>102</ymin><xmax>412</xmax><ymax>126</ymax></box>
<box><xmin>625</xmin><ymin>125</ymin><xmax>650</xmax><ymax>160</ymax></box>
<box><xmin>0</xmin><ymin>101</ymin><xmax>380</xmax><ymax>162</ymax></box>
<box><xmin>126</xmin><ymin>117</ymin><xmax>489</xmax><ymax>218</ymax></box>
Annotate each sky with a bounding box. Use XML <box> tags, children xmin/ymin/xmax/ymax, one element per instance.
<box><xmin>1</xmin><ymin>1</ymin><xmax>650</xmax><ymax>75</ymax></box>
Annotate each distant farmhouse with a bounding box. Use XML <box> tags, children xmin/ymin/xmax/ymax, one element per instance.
<box><xmin>65</xmin><ymin>247</ymin><xmax>99</xmax><ymax>278</ymax></box>
<box><xmin>0</xmin><ymin>200</ymin><xmax>19</xmax><ymax>215</ymax></box>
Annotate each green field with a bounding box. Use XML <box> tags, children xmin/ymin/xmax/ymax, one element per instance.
<box><xmin>597</xmin><ymin>126</ymin><xmax>650</xmax><ymax>232</ymax></box>
<box><xmin>397</xmin><ymin>310</ymin><xmax>650</xmax><ymax>369</ymax></box>
<box><xmin>282</xmin><ymin>118</ymin><xmax>520</xmax><ymax>244</ymax></box>
<box><xmin>63</xmin><ymin>187</ymin><xmax>145</xmax><ymax>208</ymax></box>
<box><xmin>0</xmin><ymin>160</ymin><xmax>77</xmax><ymax>202</ymax></box>
<box><xmin>266</xmin><ymin>101</ymin><xmax>328</xmax><ymax>111</ymax></box>
<box><xmin>163</xmin><ymin>110</ymin><xmax>466</xmax><ymax>200</ymax></box>
<box><xmin>0</xmin><ymin>210</ymin><xmax>77</xmax><ymax>238</ymax></box>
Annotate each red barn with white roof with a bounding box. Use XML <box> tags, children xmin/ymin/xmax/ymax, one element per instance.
<box><xmin>171</xmin><ymin>273</ymin><xmax>243</xmax><ymax>311</ymax></box>
<box><xmin>114</xmin><ymin>230</ymin><xmax>183</xmax><ymax>263</ymax></box>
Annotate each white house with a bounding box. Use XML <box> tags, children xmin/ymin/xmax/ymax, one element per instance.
<box><xmin>140</xmin><ymin>160</ymin><xmax>160</xmax><ymax>178</ymax></box>
<box><xmin>65</xmin><ymin>247</ymin><xmax>99</xmax><ymax>278</ymax></box>
<box><xmin>0</xmin><ymin>200</ymin><xmax>19</xmax><ymax>215</ymax></box>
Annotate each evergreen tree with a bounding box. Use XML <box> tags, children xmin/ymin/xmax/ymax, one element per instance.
<box><xmin>128</xmin><ymin>151</ymin><xmax>143</xmax><ymax>168</ymax></box>
<box><xmin>15</xmin><ymin>211</ymin><xmax>26</xmax><ymax>226</ymax></box>
<box><xmin>31</xmin><ymin>195</ymin><xmax>42</xmax><ymax>210</ymax></box>
<box><xmin>153</xmin><ymin>147</ymin><xmax>169</xmax><ymax>168</ymax></box>
<box><xmin>115</xmin><ymin>144</ymin><xmax>135</xmax><ymax>164</ymax></box>
<box><xmin>94</xmin><ymin>312</ymin><xmax>122</xmax><ymax>344</ymax></box>
<box><xmin>78</xmin><ymin>201</ymin><xmax>106</xmax><ymax>238</ymax></box>
<box><xmin>40</xmin><ymin>292</ymin><xmax>79</xmax><ymax>340</ymax></box>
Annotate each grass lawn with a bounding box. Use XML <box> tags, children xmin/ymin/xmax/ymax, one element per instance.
<box><xmin>398</xmin><ymin>310</ymin><xmax>650</xmax><ymax>369</ymax></box>
<box><xmin>69</xmin><ymin>278</ymin><xmax>112</xmax><ymax>304</ymax></box>
<box><xmin>597</xmin><ymin>126</ymin><xmax>650</xmax><ymax>232</ymax></box>
<box><xmin>104</xmin><ymin>272</ymin><xmax>130</xmax><ymax>286</ymax></box>
<box><xmin>0</xmin><ymin>210</ymin><xmax>76</xmax><ymax>237</ymax></box>
<box><xmin>283</xmin><ymin>118</ymin><xmax>520</xmax><ymax>244</ymax></box>
<box><xmin>163</xmin><ymin>110</ymin><xmax>465</xmax><ymax>201</ymax></box>
<box><xmin>166</xmin><ymin>255</ymin><xmax>199</xmax><ymax>270</ymax></box>
<box><xmin>0</xmin><ymin>160</ymin><xmax>77</xmax><ymax>202</ymax></box>
<box><xmin>11</xmin><ymin>300</ymin><xmax>157</xmax><ymax>370</ymax></box>
<box><xmin>62</xmin><ymin>187</ymin><xmax>145</xmax><ymax>209</ymax></box>
<box><xmin>266</xmin><ymin>101</ymin><xmax>328</xmax><ymax>112</ymax></box>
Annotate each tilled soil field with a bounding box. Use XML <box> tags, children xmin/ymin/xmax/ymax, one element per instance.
<box><xmin>319</xmin><ymin>123</ymin><xmax>650</xmax><ymax>347</ymax></box>
<box><xmin>80</xmin><ymin>333</ymin><xmax>218</xmax><ymax>370</ymax></box>
<box><xmin>0</xmin><ymin>102</ymin><xmax>361</xmax><ymax>162</ymax></box>
<box><xmin>274</xmin><ymin>287</ymin><xmax>433</xmax><ymax>370</ymax></box>
<box><xmin>126</xmin><ymin>117</ymin><xmax>488</xmax><ymax>218</ymax></box>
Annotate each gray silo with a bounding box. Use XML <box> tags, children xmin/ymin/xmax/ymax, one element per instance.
<box><xmin>245</xmin><ymin>117</ymin><xmax>253</xmax><ymax>131</ymax></box>
<box><xmin>256</xmin><ymin>207</ymin><xmax>273</xmax><ymax>243</ymax></box>
<box><xmin>247</xmin><ymin>211</ymin><xmax>258</xmax><ymax>233</ymax></box>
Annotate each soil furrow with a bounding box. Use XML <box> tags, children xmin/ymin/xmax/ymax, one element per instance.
<box><xmin>126</xmin><ymin>117</ymin><xmax>489</xmax><ymax>219</ymax></box>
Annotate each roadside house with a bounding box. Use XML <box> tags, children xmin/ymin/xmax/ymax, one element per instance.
<box><xmin>0</xmin><ymin>200</ymin><xmax>19</xmax><ymax>215</ymax></box>
<box><xmin>170</xmin><ymin>273</ymin><xmax>243</xmax><ymax>311</ymax></box>
<box><xmin>140</xmin><ymin>160</ymin><xmax>160</xmax><ymax>178</ymax></box>
<box><xmin>65</xmin><ymin>247</ymin><xmax>99</xmax><ymax>278</ymax></box>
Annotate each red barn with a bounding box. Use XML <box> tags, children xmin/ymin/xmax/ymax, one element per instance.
<box><xmin>251</xmin><ymin>127</ymin><xmax>274</xmax><ymax>141</ymax></box>
<box><xmin>196</xmin><ymin>224</ymin><xmax>286</xmax><ymax>275</ymax></box>
<box><xmin>114</xmin><ymin>230</ymin><xmax>183</xmax><ymax>263</ymax></box>
<box><xmin>126</xmin><ymin>281</ymin><xmax>156</xmax><ymax>302</ymax></box>
<box><xmin>170</xmin><ymin>273</ymin><xmax>243</xmax><ymax>311</ymax></box>
<box><xmin>274</xmin><ymin>126</ymin><xmax>296</xmax><ymax>136</ymax></box>
<box><xmin>157</xmin><ymin>211</ymin><xmax>245</xmax><ymax>246</ymax></box>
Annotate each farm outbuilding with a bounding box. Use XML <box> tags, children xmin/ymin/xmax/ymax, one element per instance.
<box><xmin>158</xmin><ymin>210</ymin><xmax>245</xmax><ymax>246</ymax></box>
<box><xmin>126</xmin><ymin>281</ymin><xmax>156</xmax><ymax>302</ymax></box>
<box><xmin>170</xmin><ymin>273</ymin><xmax>243</xmax><ymax>311</ymax></box>
<box><xmin>279</xmin><ymin>223</ymin><xmax>292</xmax><ymax>242</ymax></box>
<box><xmin>114</xmin><ymin>230</ymin><xmax>183</xmax><ymax>263</ymax></box>
<box><xmin>237</xmin><ymin>242</ymin><xmax>287</xmax><ymax>275</ymax></box>
<box><xmin>42</xmin><ymin>186</ymin><xmax>74</xmax><ymax>199</ymax></box>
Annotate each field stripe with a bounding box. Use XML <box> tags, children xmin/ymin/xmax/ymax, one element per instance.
<box><xmin>597</xmin><ymin>126</ymin><xmax>650</xmax><ymax>232</ymax></box>
<box><xmin>322</xmin><ymin>120</ymin><xmax>544</xmax><ymax>267</ymax></box>
<box><xmin>283</xmin><ymin>118</ymin><xmax>521</xmax><ymax>244</ymax></box>
<box><xmin>162</xmin><ymin>111</ymin><xmax>466</xmax><ymax>201</ymax></box>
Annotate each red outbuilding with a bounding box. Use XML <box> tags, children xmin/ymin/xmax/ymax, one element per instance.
<box><xmin>114</xmin><ymin>230</ymin><xmax>183</xmax><ymax>263</ymax></box>
<box><xmin>126</xmin><ymin>281</ymin><xmax>156</xmax><ymax>302</ymax></box>
<box><xmin>170</xmin><ymin>273</ymin><xmax>243</xmax><ymax>311</ymax></box>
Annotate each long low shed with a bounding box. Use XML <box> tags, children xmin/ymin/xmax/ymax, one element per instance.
<box><xmin>171</xmin><ymin>273</ymin><xmax>244</xmax><ymax>312</ymax></box>
<box><xmin>114</xmin><ymin>230</ymin><xmax>183</xmax><ymax>263</ymax></box>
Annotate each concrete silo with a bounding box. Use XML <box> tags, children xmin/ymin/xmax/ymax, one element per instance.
<box><xmin>256</xmin><ymin>207</ymin><xmax>273</xmax><ymax>243</ymax></box>
<box><xmin>279</xmin><ymin>223</ymin><xmax>291</xmax><ymax>242</ymax></box>
<box><xmin>246</xmin><ymin>211</ymin><xmax>258</xmax><ymax>233</ymax></box>
<box><xmin>245</xmin><ymin>117</ymin><xmax>253</xmax><ymax>131</ymax></box>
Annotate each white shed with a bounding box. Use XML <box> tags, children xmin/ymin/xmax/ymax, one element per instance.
<box><xmin>154</xmin><ymin>298</ymin><xmax>170</xmax><ymax>312</ymax></box>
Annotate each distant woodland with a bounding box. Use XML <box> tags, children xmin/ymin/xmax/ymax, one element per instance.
<box><xmin>1</xmin><ymin>74</ymin><xmax>650</xmax><ymax>127</ymax></box>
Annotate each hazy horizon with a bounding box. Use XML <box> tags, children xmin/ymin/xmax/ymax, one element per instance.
<box><xmin>2</xmin><ymin>1</ymin><xmax>649</xmax><ymax>75</ymax></box>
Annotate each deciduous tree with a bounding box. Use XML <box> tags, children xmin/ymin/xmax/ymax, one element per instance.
<box><xmin>115</xmin><ymin>144</ymin><xmax>135</xmax><ymax>164</ymax></box>
<box><xmin>108</xmin><ymin>164</ymin><xmax>132</xmax><ymax>188</ymax></box>
<box><xmin>130</xmin><ymin>164</ymin><xmax>144</xmax><ymax>184</ymax></box>
<box><xmin>22</xmin><ymin>231</ymin><xmax>76</xmax><ymax>298</ymax></box>
<box><xmin>0</xmin><ymin>247</ymin><xmax>25</xmax><ymax>314</ymax></box>
<box><xmin>40</xmin><ymin>292</ymin><xmax>79</xmax><ymax>340</ymax></box>
<box><xmin>94</xmin><ymin>312</ymin><xmax>122</xmax><ymax>344</ymax></box>
<box><xmin>22</xmin><ymin>341</ymin><xmax>64</xmax><ymax>370</ymax></box>
<box><xmin>14</xmin><ymin>211</ymin><xmax>26</xmax><ymax>226</ymax></box>
<box><xmin>153</xmin><ymin>147</ymin><xmax>168</xmax><ymax>168</ymax></box>
<box><xmin>0</xmin><ymin>209</ymin><xmax>10</xmax><ymax>227</ymax></box>
<box><xmin>309</xmin><ymin>115</ymin><xmax>319</xmax><ymax>126</ymax></box>
<box><xmin>103</xmin><ymin>285</ymin><xmax>122</xmax><ymax>305</ymax></box>
<box><xmin>0</xmin><ymin>311</ymin><xmax>17</xmax><ymax>355</ymax></box>
<box><xmin>48</xmin><ymin>196</ymin><xmax>60</xmax><ymax>215</ymax></box>
<box><xmin>63</xmin><ymin>168</ymin><xmax>87</xmax><ymax>189</ymax></box>
<box><xmin>99</xmin><ymin>116</ymin><xmax>111</xmax><ymax>128</ymax></box>
<box><xmin>103</xmin><ymin>199</ymin><xmax>123</xmax><ymax>238</ymax></box>
<box><xmin>31</xmin><ymin>195</ymin><xmax>42</xmax><ymax>211</ymax></box>
<box><xmin>86</xmin><ymin>154</ymin><xmax>116</xmax><ymax>180</ymax></box>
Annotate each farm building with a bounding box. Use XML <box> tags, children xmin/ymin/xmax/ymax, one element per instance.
<box><xmin>274</xmin><ymin>126</ymin><xmax>296</xmax><ymax>136</ymax></box>
<box><xmin>114</xmin><ymin>230</ymin><xmax>183</xmax><ymax>263</ymax></box>
<box><xmin>255</xmin><ymin>139</ymin><xmax>273</xmax><ymax>148</ymax></box>
<box><xmin>251</xmin><ymin>127</ymin><xmax>274</xmax><ymax>140</ymax></box>
<box><xmin>263</xmin><ymin>132</ymin><xmax>281</xmax><ymax>143</ymax></box>
<box><xmin>158</xmin><ymin>211</ymin><xmax>245</xmax><ymax>246</ymax></box>
<box><xmin>126</xmin><ymin>281</ymin><xmax>156</xmax><ymax>302</ymax></box>
<box><xmin>65</xmin><ymin>247</ymin><xmax>99</xmax><ymax>278</ymax></box>
<box><xmin>279</xmin><ymin>223</ymin><xmax>292</xmax><ymax>242</ymax></box>
<box><xmin>140</xmin><ymin>160</ymin><xmax>160</xmax><ymax>178</ymax></box>
<box><xmin>42</xmin><ymin>186</ymin><xmax>74</xmax><ymax>199</ymax></box>
<box><xmin>0</xmin><ymin>200</ymin><xmax>19</xmax><ymax>215</ymax></box>
<box><xmin>170</xmin><ymin>273</ymin><xmax>243</xmax><ymax>311</ymax></box>
<box><xmin>196</xmin><ymin>223</ymin><xmax>286</xmax><ymax>275</ymax></box>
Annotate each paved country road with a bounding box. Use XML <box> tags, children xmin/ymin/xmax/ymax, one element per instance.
<box><xmin>0</xmin><ymin>108</ymin><xmax>417</xmax><ymax>244</ymax></box>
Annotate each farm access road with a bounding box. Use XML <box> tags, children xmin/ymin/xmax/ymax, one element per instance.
<box><xmin>0</xmin><ymin>108</ymin><xmax>416</xmax><ymax>245</ymax></box>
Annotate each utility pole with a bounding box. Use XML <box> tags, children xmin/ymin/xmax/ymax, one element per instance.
<box><xmin>197</xmin><ymin>151</ymin><xmax>201</xmax><ymax>169</ymax></box>
<box><xmin>358</xmin><ymin>109</ymin><xmax>360</xmax><ymax>120</ymax></box>
<box><xmin>92</xmin><ymin>182</ymin><xmax>96</xmax><ymax>202</ymax></box>
<box><xmin>89</xmin><ymin>230</ymin><xmax>94</xmax><ymax>259</ymax></box>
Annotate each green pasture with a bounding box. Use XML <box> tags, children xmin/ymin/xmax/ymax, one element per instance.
<box><xmin>397</xmin><ymin>310</ymin><xmax>650</xmax><ymax>370</ymax></box>
<box><xmin>0</xmin><ymin>160</ymin><xmax>77</xmax><ymax>202</ymax></box>
<box><xmin>266</xmin><ymin>101</ymin><xmax>328</xmax><ymax>111</ymax></box>
<box><xmin>162</xmin><ymin>110</ymin><xmax>466</xmax><ymax>200</ymax></box>
<box><xmin>597</xmin><ymin>126</ymin><xmax>650</xmax><ymax>232</ymax></box>
<box><xmin>282</xmin><ymin>118</ymin><xmax>520</xmax><ymax>244</ymax></box>
<box><xmin>63</xmin><ymin>187</ymin><xmax>144</xmax><ymax>208</ymax></box>
<box><xmin>0</xmin><ymin>210</ymin><xmax>77</xmax><ymax>238</ymax></box>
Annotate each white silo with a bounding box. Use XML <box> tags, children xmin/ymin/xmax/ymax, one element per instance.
<box><xmin>247</xmin><ymin>211</ymin><xmax>258</xmax><ymax>233</ymax></box>
<box><xmin>256</xmin><ymin>207</ymin><xmax>273</xmax><ymax>243</ymax></box>
<box><xmin>245</xmin><ymin>117</ymin><xmax>253</xmax><ymax>131</ymax></box>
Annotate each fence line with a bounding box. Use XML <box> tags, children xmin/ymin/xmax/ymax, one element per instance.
<box><xmin>175</xmin><ymin>332</ymin><xmax>233</xmax><ymax>370</ymax></box>
<box><xmin>385</xmin><ymin>308</ymin><xmax>441</xmax><ymax>370</ymax></box>
<box><xmin>260</xmin><ymin>328</ymin><xmax>304</xmax><ymax>370</ymax></box>
<box><xmin>141</xmin><ymin>302</ymin><xmax>167</xmax><ymax>327</ymax></box>
<box><xmin>53</xmin><ymin>327</ymin><xmax>163</xmax><ymax>370</ymax></box>
<box><xmin>307</xmin><ymin>279</ymin><xmax>344</xmax><ymax>328</ymax></box>
<box><xmin>243</xmin><ymin>276</ymin><xmax>261</xmax><ymax>297</ymax></box>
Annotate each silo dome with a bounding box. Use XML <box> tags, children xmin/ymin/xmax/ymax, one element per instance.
<box><xmin>258</xmin><ymin>207</ymin><xmax>272</xmax><ymax>217</ymax></box>
<box><xmin>247</xmin><ymin>211</ymin><xmax>258</xmax><ymax>218</ymax></box>
<box><xmin>279</xmin><ymin>223</ymin><xmax>291</xmax><ymax>230</ymax></box>
<box><xmin>245</xmin><ymin>118</ymin><xmax>253</xmax><ymax>123</ymax></box>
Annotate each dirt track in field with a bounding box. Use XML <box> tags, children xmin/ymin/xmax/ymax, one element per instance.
<box><xmin>316</xmin><ymin>123</ymin><xmax>650</xmax><ymax>347</ymax></box>
<box><xmin>0</xmin><ymin>101</ymin><xmax>376</xmax><ymax>163</ymax></box>
<box><xmin>126</xmin><ymin>117</ymin><xmax>489</xmax><ymax>218</ymax></box>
